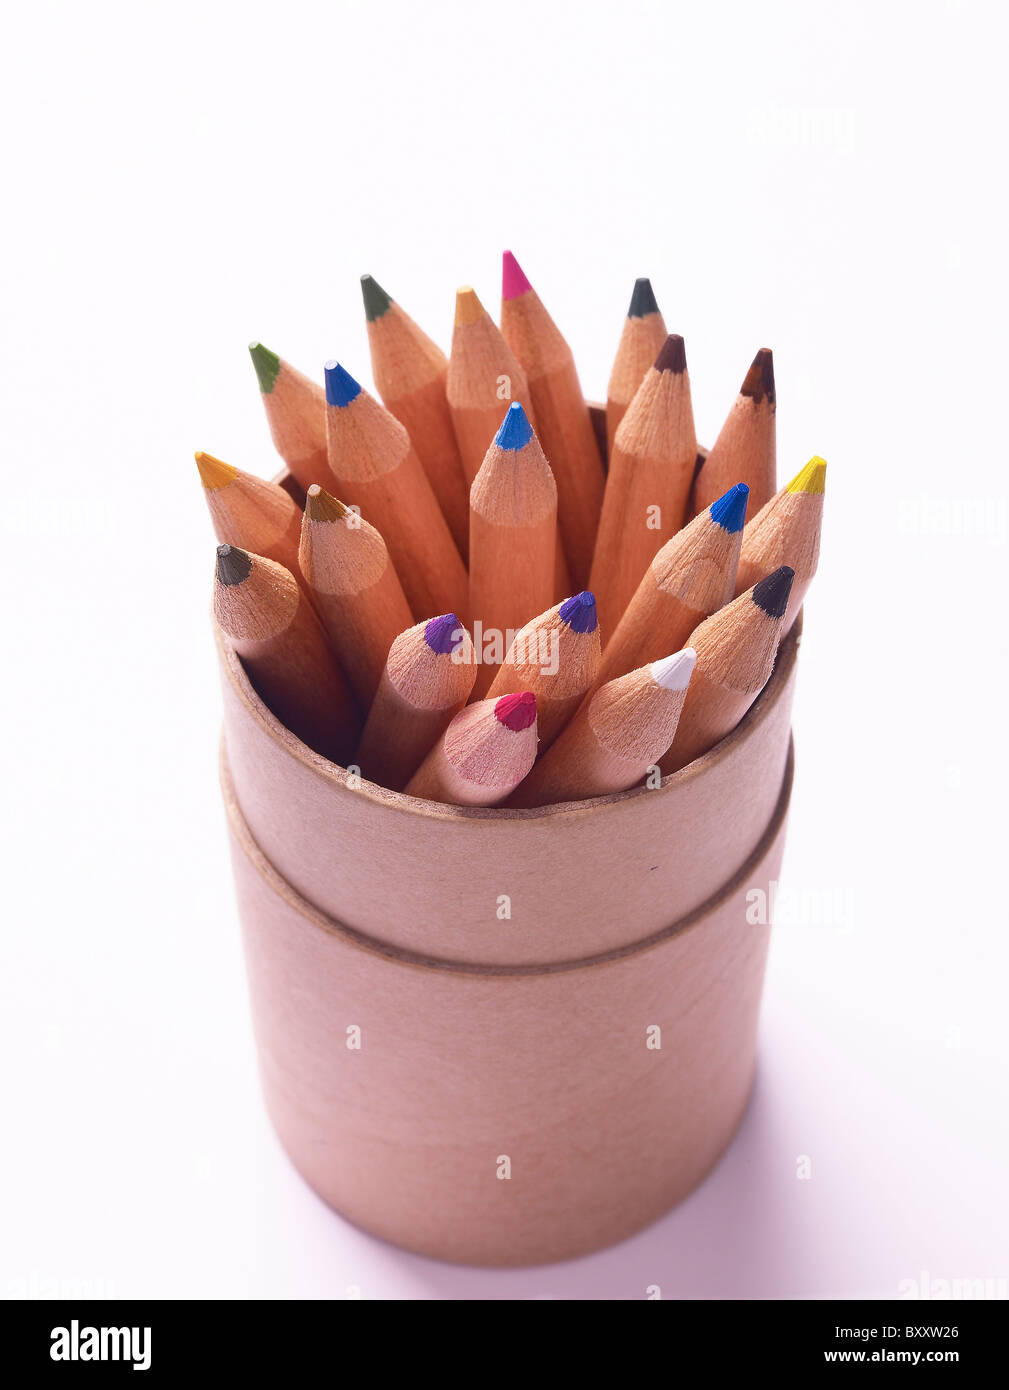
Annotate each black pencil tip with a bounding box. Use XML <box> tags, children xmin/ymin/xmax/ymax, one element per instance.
<box><xmin>740</xmin><ymin>348</ymin><xmax>775</xmax><ymax>405</ymax></box>
<box><xmin>216</xmin><ymin>543</ymin><xmax>252</xmax><ymax>587</ymax></box>
<box><xmin>360</xmin><ymin>274</ymin><xmax>393</xmax><ymax>322</ymax></box>
<box><xmin>627</xmin><ymin>277</ymin><xmax>659</xmax><ymax>318</ymax></box>
<box><xmin>751</xmin><ymin>565</ymin><xmax>794</xmax><ymax>618</ymax></box>
<box><xmin>654</xmin><ymin>334</ymin><xmax>686</xmax><ymax>375</ymax></box>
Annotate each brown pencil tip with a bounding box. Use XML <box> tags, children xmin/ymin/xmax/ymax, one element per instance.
<box><xmin>740</xmin><ymin>348</ymin><xmax>775</xmax><ymax>405</ymax></box>
<box><xmin>304</xmin><ymin>483</ymin><xmax>348</xmax><ymax>523</ymax></box>
<box><xmin>654</xmin><ymin>335</ymin><xmax>686</xmax><ymax>375</ymax></box>
<box><xmin>216</xmin><ymin>543</ymin><xmax>252</xmax><ymax>587</ymax></box>
<box><xmin>195</xmin><ymin>451</ymin><xmax>238</xmax><ymax>491</ymax></box>
<box><xmin>454</xmin><ymin>285</ymin><xmax>484</xmax><ymax>326</ymax></box>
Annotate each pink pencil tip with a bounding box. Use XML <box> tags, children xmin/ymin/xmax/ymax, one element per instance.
<box><xmin>502</xmin><ymin>250</ymin><xmax>532</xmax><ymax>301</ymax></box>
<box><xmin>494</xmin><ymin>690</ymin><xmax>536</xmax><ymax>731</ymax></box>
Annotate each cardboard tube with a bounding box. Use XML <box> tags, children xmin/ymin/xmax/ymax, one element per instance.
<box><xmin>224</xmin><ymin>742</ymin><xmax>792</xmax><ymax>1266</ymax></box>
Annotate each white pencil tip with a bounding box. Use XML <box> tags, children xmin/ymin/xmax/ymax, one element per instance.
<box><xmin>650</xmin><ymin>648</ymin><xmax>696</xmax><ymax>691</ymax></box>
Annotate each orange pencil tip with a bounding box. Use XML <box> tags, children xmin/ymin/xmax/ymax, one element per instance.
<box><xmin>195</xmin><ymin>451</ymin><xmax>238</xmax><ymax>490</ymax></box>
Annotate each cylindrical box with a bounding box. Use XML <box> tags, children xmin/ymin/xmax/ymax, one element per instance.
<box><xmin>215</xmin><ymin>416</ymin><xmax>801</xmax><ymax>1265</ymax></box>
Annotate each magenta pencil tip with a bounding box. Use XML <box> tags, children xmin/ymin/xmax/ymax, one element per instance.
<box><xmin>502</xmin><ymin>250</ymin><xmax>532</xmax><ymax>301</ymax></box>
<box><xmin>494</xmin><ymin>690</ymin><xmax>536</xmax><ymax>731</ymax></box>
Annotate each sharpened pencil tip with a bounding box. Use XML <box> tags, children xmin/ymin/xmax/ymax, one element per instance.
<box><xmin>454</xmin><ymin>285</ymin><xmax>484</xmax><ymax>326</ymax></box>
<box><xmin>752</xmin><ymin>566</ymin><xmax>794</xmax><ymax>619</ymax></box>
<box><xmin>495</xmin><ymin>690</ymin><xmax>536</xmax><ymax>731</ymax></box>
<box><xmin>627</xmin><ymin>277</ymin><xmax>659</xmax><ymax>319</ymax></box>
<box><xmin>709</xmin><ymin>482</ymin><xmax>749</xmax><ymax>534</ymax></box>
<box><xmin>424</xmin><ymin>613</ymin><xmax>466</xmax><ymax>655</ymax></box>
<box><xmin>195</xmin><ymin>451</ymin><xmax>238</xmax><ymax>490</ymax></box>
<box><xmin>558</xmin><ymin>591</ymin><xmax>598</xmax><ymax>634</ymax></box>
<box><xmin>740</xmin><ymin>348</ymin><xmax>775</xmax><ymax>405</ymax></box>
<box><xmin>216</xmin><ymin>543</ymin><xmax>252</xmax><ymax>587</ymax></box>
<box><xmin>494</xmin><ymin>401</ymin><xmax>534</xmax><ymax>451</ymax></box>
<box><xmin>324</xmin><ymin>360</ymin><xmax>362</xmax><ymax>408</ymax></box>
<box><xmin>248</xmin><ymin>342</ymin><xmax>281</xmax><ymax>394</ymax></box>
<box><xmin>651</xmin><ymin>647</ymin><xmax>696</xmax><ymax>692</ymax></box>
<box><xmin>502</xmin><ymin>250</ymin><xmax>532</xmax><ymax>301</ymax></box>
<box><xmin>305</xmin><ymin>483</ymin><xmax>348</xmax><ymax>522</ymax></box>
<box><xmin>654</xmin><ymin>334</ymin><xmax>686</xmax><ymax>375</ymax></box>
<box><xmin>360</xmin><ymin>274</ymin><xmax>393</xmax><ymax>322</ymax></box>
<box><xmin>786</xmin><ymin>456</ymin><xmax>827</xmax><ymax>496</ymax></box>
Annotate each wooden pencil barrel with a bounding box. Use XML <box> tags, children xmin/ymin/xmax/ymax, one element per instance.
<box><xmin>216</xmin><ymin>405</ymin><xmax>802</xmax><ymax>1263</ymax></box>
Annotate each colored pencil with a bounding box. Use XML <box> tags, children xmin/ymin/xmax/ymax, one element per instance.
<box><xmin>195</xmin><ymin>451</ymin><xmax>303</xmax><ymax>583</ymax></box>
<box><xmin>248</xmin><ymin>342</ymin><xmax>329</xmax><ymax>493</ymax></box>
<box><xmin>659</xmin><ymin>566</ymin><xmax>794</xmax><ymax>774</ymax></box>
<box><xmin>589</xmin><ymin>335</ymin><xmax>698</xmax><ymax>636</ymax></box>
<box><xmin>692</xmin><ymin>348</ymin><xmax>777</xmax><ymax>517</ymax></box>
<box><xmin>323</xmin><ymin>361</ymin><xmax>469</xmax><ymax>624</ymax></box>
<box><xmin>297</xmin><ymin>483</ymin><xmax>414</xmax><ymax>708</ymax></box>
<box><xmin>591</xmin><ymin>483</ymin><xmax>749</xmax><ymax>692</ymax></box>
<box><xmin>500</xmin><ymin>250</ymin><xmax>604</xmax><ymax>587</ymax></box>
<box><xmin>404</xmin><ymin>692</ymin><xmax>538</xmax><ymax>807</ymax></box>
<box><xmin>360</xmin><ymin>274</ymin><xmax>470</xmax><ymax>557</ymax></box>
<box><xmin>447</xmin><ymin>284</ymin><xmax>539</xmax><ymax>485</ymax></box>
<box><xmin>213</xmin><ymin>544</ymin><xmax>360</xmax><ymax>765</ymax></box>
<box><xmin>485</xmin><ymin>591</ymin><xmax>601</xmax><ymax>752</ymax></box>
<box><xmin>469</xmin><ymin>402</ymin><xmax>557</xmax><ymax>696</ymax></box>
<box><xmin>734</xmin><ymin>456</ymin><xmax>826</xmax><ymax>634</ymax></box>
<box><xmin>605</xmin><ymin>278</ymin><xmax>668</xmax><ymax>455</ymax></box>
<box><xmin>444</xmin><ymin>285</ymin><xmax>572</xmax><ymax>601</ymax></box>
<box><xmin>356</xmin><ymin>614</ymin><xmax>477</xmax><ymax>791</ymax></box>
<box><xmin>508</xmin><ymin>648</ymin><xmax>696</xmax><ymax>807</ymax></box>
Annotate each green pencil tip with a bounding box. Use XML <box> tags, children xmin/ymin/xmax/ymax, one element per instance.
<box><xmin>248</xmin><ymin>341</ymin><xmax>281</xmax><ymax>394</ymax></box>
<box><xmin>360</xmin><ymin>274</ymin><xmax>393</xmax><ymax>322</ymax></box>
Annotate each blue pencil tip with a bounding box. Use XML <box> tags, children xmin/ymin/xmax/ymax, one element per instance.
<box><xmin>493</xmin><ymin>401</ymin><xmax>533</xmax><ymax>451</ymax></box>
<box><xmin>324</xmin><ymin>361</ymin><xmax>362</xmax><ymax>408</ymax></box>
<box><xmin>558</xmin><ymin>591</ymin><xmax>597</xmax><ymax>634</ymax></box>
<box><xmin>709</xmin><ymin>483</ymin><xmax>749</xmax><ymax>534</ymax></box>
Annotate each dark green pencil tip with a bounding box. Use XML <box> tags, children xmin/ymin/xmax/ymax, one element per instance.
<box><xmin>216</xmin><ymin>544</ymin><xmax>252</xmax><ymax>587</ymax></box>
<box><xmin>360</xmin><ymin>274</ymin><xmax>393</xmax><ymax>322</ymax></box>
<box><xmin>628</xmin><ymin>277</ymin><xmax>659</xmax><ymax>318</ymax></box>
<box><xmin>248</xmin><ymin>342</ymin><xmax>281</xmax><ymax>394</ymax></box>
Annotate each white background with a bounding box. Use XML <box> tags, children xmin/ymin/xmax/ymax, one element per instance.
<box><xmin>2</xmin><ymin>0</ymin><xmax>1006</xmax><ymax>1300</ymax></box>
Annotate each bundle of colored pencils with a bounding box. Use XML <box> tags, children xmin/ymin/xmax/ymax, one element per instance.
<box><xmin>200</xmin><ymin>253</ymin><xmax>825</xmax><ymax>808</ymax></box>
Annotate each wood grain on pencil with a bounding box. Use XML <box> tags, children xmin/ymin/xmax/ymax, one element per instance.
<box><xmin>323</xmin><ymin>361</ymin><xmax>469</xmax><ymax>624</ymax></box>
<box><xmin>213</xmin><ymin>544</ymin><xmax>360</xmax><ymax>765</ymax></box>
<box><xmin>361</xmin><ymin>274</ymin><xmax>470</xmax><ymax>557</ymax></box>
<box><xmin>592</xmin><ymin>482</ymin><xmax>749</xmax><ymax>692</ymax></box>
<box><xmin>590</xmin><ymin>334</ymin><xmax>697</xmax><ymax>636</ymax></box>
<box><xmin>693</xmin><ymin>348</ymin><xmax>777</xmax><ymax>517</ymax></box>
<box><xmin>356</xmin><ymin>614</ymin><xmax>476</xmax><ymax>791</ymax></box>
<box><xmin>734</xmin><ymin>456</ymin><xmax>825</xmax><ymax>634</ymax></box>
<box><xmin>298</xmin><ymin>483</ymin><xmax>414</xmax><ymax>708</ymax></box>
<box><xmin>659</xmin><ymin>565</ymin><xmax>794</xmax><ymax>774</ymax></box>
<box><xmin>469</xmin><ymin>402</ymin><xmax>557</xmax><ymax>696</ymax></box>
<box><xmin>195</xmin><ymin>450</ymin><xmax>304</xmax><ymax>583</ymax></box>
<box><xmin>500</xmin><ymin>250</ymin><xmax>604</xmax><ymax>587</ymax></box>
<box><xmin>404</xmin><ymin>692</ymin><xmax>538</xmax><ymax>807</ymax></box>
<box><xmin>605</xmin><ymin>277</ymin><xmax>668</xmax><ymax>455</ymax></box>
<box><xmin>486</xmin><ymin>591</ymin><xmax>601</xmax><ymax>752</ymax></box>
<box><xmin>509</xmin><ymin>648</ymin><xmax>695</xmax><ymax>807</ymax></box>
<box><xmin>249</xmin><ymin>342</ymin><xmax>329</xmax><ymax>493</ymax></box>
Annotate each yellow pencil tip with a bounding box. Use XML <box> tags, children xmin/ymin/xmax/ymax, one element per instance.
<box><xmin>786</xmin><ymin>456</ymin><xmax>827</xmax><ymax>495</ymax></box>
<box><xmin>195</xmin><ymin>451</ymin><xmax>238</xmax><ymax>490</ymax></box>
<box><xmin>305</xmin><ymin>483</ymin><xmax>348</xmax><ymax>522</ymax></box>
<box><xmin>454</xmin><ymin>285</ymin><xmax>484</xmax><ymax>326</ymax></box>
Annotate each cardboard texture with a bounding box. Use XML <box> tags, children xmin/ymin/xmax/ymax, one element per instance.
<box><xmin>224</xmin><ymin>745</ymin><xmax>791</xmax><ymax>1266</ymax></box>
